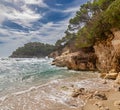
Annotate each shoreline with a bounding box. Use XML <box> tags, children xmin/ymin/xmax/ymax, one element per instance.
<box><xmin>82</xmin><ymin>82</ymin><xmax>120</xmax><ymax>110</ymax></box>
<box><xmin>0</xmin><ymin>73</ymin><xmax>119</xmax><ymax>110</ymax></box>
<box><xmin>0</xmin><ymin>58</ymin><xmax>120</xmax><ymax>109</ymax></box>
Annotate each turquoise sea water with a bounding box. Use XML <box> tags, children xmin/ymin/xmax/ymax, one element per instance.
<box><xmin>0</xmin><ymin>58</ymin><xmax>98</xmax><ymax>97</ymax></box>
<box><xmin>0</xmin><ymin>58</ymin><xmax>100</xmax><ymax>110</ymax></box>
<box><xmin>0</xmin><ymin>58</ymin><xmax>85</xmax><ymax>96</ymax></box>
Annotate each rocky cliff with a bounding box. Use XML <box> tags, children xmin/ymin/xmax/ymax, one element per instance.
<box><xmin>52</xmin><ymin>29</ymin><xmax>120</xmax><ymax>73</ymax></box>
<box><xmin>52</xmin><ymin>47</ymin><xmax>97</xmax><ymax>71</ymax></box>
<box><xmin>94</xmin><ymin>29</ymin><xmax>120</xmax><ymax>73</ymax></box>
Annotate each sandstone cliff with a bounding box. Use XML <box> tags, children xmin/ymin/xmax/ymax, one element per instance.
<box><xmin>52</xmin><ymin>47</ymin><xmax>97</xmax><ymax>71</ymax></box>
<box><xmin>94</xmin><ymin>29</ymin><xmax>120</xmax><ymax>73</ymax></box>
<box><xmin>51</xmin><ymin>29</ymin><xmax>120</xmax><ymax>73</ymax></box>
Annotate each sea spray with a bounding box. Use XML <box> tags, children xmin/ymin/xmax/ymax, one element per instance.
<box><xmin>0</xmin><ymin>58</ymin><xmax>99</xmax><ymax>110</ymax></box>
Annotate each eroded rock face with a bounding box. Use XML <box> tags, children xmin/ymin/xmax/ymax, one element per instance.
<box><xmin>66</xmin><ymin>52</ymin><xmax>96</xmax><ymax>71</ymax></box>
<box><xmin>49</xmin><ymin>51</ymin><xmax>60</xmax><ymax>58</ymax></box>
<box><xmin>94</xmin><ymin>29</ymin><xmax>120</xmax><ymax>73</ymax></box>
<box><xmin>52</xmin><ymin>48</ymin><xmax>97</xmax><ymax>71</ymax></box>
<box><xmin>51</xmin><ymin>29</ymin><xmax>120</xmax><ymax>73</ymax></box>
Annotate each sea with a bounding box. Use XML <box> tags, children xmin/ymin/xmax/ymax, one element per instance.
<box><xmin>0</xmin><ymin>58</ymin><xmax>99</xmax><ymax>110</ymax></box>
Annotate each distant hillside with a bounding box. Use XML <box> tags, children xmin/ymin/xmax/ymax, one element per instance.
<box><xmin>10</xmin><ymin>42</ymin><xmax>55</xmax><ymax>58</ymax></box>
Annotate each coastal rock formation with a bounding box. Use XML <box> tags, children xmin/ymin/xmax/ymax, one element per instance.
<box><xmin>49</xmin><ymin>39</ymin><xmax>78</xmax><ymax>59</ymax></box>
<box><xmin>115</xmin><ymin>73</ymin><xmax>120</xmax><ymax>84</ymax></box>
<box><xmin>94</xmin><ymin>29</ymin><xmax>120</xmax><ymax>73</ymax></box>
<box><xmin>101</xmin><ymin>70</ymin><xmax>119</xmax><ymax>80</ymax></box>
<box><xmin>52</xmin><ymin>48</ymin><xmax>97</xmax><ymax>71</ymax></box>
<box><xmin>52</xmin><ymin>30</ymin><xmax>120</xmax><ymax>73</ymax></box>
<box><xmin>49</xmin><ymin>51</ymin><xmax>60</xmax><ymax>58</ymax></box>
<box><xmin>104</xmin><ymin>73</ymin><xmax>118</xmax><ymax>80</ymax></box>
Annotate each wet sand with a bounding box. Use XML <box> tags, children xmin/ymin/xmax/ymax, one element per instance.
<box><xmin>83</xmin><ymin>82</ymin><xmax>120</xmax><ymax>110</ymax></box>
<box><xmin>0</xmin><ymin>73</ymin><xmax>119</xmax><ymax>110</ymax></box>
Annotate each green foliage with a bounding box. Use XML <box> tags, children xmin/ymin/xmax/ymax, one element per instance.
<box><xmin>68</xmin><ymin>3</ymin><xmax>90</xmax><ymax>30</ymax></box>
<box><xmin>56</xmin><ymin>0</ymin><xmax>119</xmax><ymax>49</ymax></box>
<box><xmin>104</xmin><ymin>0</ymin><xmax>120</xmax><ymax>28</ymax></box>
<box><xmin>94</xmin><ymin>0</ymin><xmax>115</xmax><ymax>10</ymax></box>
<box><xmin>90</xmin><ymin>0</ymin><xmax>120</xmax><ymax>41</ymax></box>
<box><xmin>10</xmin><ymin>42</ymin><xmax>55</xmax><ymax>58</ymax></box>
<box><xmin>76</xmin><ymin>26</ymin><xmax>94</xmax><ymax>48</ymax></box>
<box><xmin>55</xmin><ymin>0</ymin><xmax>118</xmax><ymax>49</ymax></box>
<box><xmin>55</xmin><ymin>32</ymin><xmax>76</xmax><ymax>48</ymax></box>
<box><xmin>70</xmin><ymin>0</ymin><xmax>118</xmax><ymax>48</ymax></box>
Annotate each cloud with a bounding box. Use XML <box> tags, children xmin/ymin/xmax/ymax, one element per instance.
<box><xmin>0</xmin><ymin>0</ymin><xmax>88</xmax><ymax>57</ymax></box>
<box><xmin>0</xmin><ymin>18</ymin><xmax>69</xmax><ymax>57</ymax></box>
<box><xmin>9</xmin><ymin>7</ymin><xmax>41</xmax><ymax>27</ymax></box>
<box><xmin>0</xmin><ymin>0</ymin><xmax>48</xmax><ymax>27</ymax></box>
<box><xmin>63</xmin><ymin>6</ymin><xmax>80</xmax><ymax>13</ymax></box>
<box><xmin>24</xmin><ymin>0</ymin><xmax>48</xmax><ymax>7</ymax></box>
<box><xmin>55</xmin><ymin>3</ymin><xmax>63</xmax><ymax>6</ymax></box>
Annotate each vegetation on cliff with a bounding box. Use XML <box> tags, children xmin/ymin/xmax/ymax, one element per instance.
<box><xmin>55</xmin><ymin>0</ymin><xmax>118</xmax><ymax>49</ymax></box>
<box><xmin>72</xmin><ymin>0</ymin><xmax>117</xmax><ymax>47</ymax></box>
<box><xmin>10</xmin><ymin>42</ymin><xmax>55</xmax><ymax>58</ymax></box>
<box><xmin>51</xmin><ymin>0</ymin><xmax>120</xmax><ymax>72</ymax></box>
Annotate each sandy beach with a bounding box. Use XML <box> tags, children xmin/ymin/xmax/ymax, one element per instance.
<box><xmin>0</xmin><ymin>72</ymin><xmax>119</xmax><ymax>110</ymax></box>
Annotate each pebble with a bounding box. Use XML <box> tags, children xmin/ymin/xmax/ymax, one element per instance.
<box><xmin>71</xmin><ymin>88</ymin><xmax>85</xmax><ymax>97</ymax></box>
<box><xmin>95</xmin><ymin>102</ymin><xmax>109</xmax><ymax>110</ymax></box>
<box><xmin>118</xmin><ymin>87</ymin><xmax>120</xmax><ymax>91</ymax></box>
<box><xmin>94</xmin><ymin>101</ymin><xmax>103</xmax><ymax>108</ymax></box>
<box><xmin>114</xmin><ymin>100</ymin><xmax>120</xmax><ymax>106</ymax></box>
<box><xmin>93</xmin><ymin>91</ymin><xmax>107</xmax><ymax>100</ymax></box>
<box><xmin>102</xmin><ymin>80</ymin><xmax>107</xmax><ymax>84</ymax></box>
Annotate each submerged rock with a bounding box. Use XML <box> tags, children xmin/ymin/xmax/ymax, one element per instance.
<box><xmin>93</xmin><ymin>91</ymin><xmax>107</xmax><ymax>100</ymax></box>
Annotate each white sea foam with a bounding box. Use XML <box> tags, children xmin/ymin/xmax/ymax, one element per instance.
<box><xmin>0</xmin><ymin>58</ymin><xmax>99</xmax><ymax>110</ymax></box>
<box><xmin>0</xmin><ymin>95</ymin><xmax>8</xmax><ymax>102</ymax></box>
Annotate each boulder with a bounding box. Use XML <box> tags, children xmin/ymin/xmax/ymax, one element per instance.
<box><xmin>71</xmin><ymin>91</ymin><xmax>80</xmax><ymax>98</ymax></box>
<box><xmin>114</xmin><ymin>100</ymin><xmax>120</xmax><ymax>107</ymax></box>
<box><xmin>100</xmin><ymin>73</ymin><xmax>107</xmax><ymax>78</ymax></box>
<box><xmin>52</xmin><ymin>58</ymin><xmax>66</xmax><ymax>67</ymax></box>
<box><xmin>115</xmin><ymin>73</ymin><xmax>120</xmax><ymax>84</ymax></box>
<box><xmin>48</xmin><ymin>51</ymin><xmax>60</xmax><ymax>58</ymax></box>
<box><xmin>52</xmin><ymin>49</ymin><xmax>97</xmax><ymax>71</ymax></box>
<box><xmin>93</xmin><ymin>91</ymin><xmax>107</xmax><ymax>100</ymax></box>
<box><xmin>71</xmin><ymin>88</ymin><xmax>85</xmax><ymax>97</ymax></box>
<box><xmin>94</xmin><ymin>29</ymin><xmax>120</xmax><ymax>73</ymax></box>
<box><xmin>104</xmin><ymin>73</ymin><xmax>118</xmax><ymax>80</ymax></box>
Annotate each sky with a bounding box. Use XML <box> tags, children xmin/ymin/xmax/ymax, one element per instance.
<box><xmin>0</xmin><ymin>0</ymin><xmax>88</xmax><ymax>57</ymax></box>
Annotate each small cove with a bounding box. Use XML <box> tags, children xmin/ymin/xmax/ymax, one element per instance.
<box><xmin>0</xmin><ymin>58</ymin><xmax>101</xmax><ymax>110</ymax></box>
